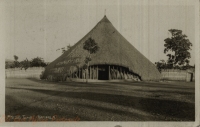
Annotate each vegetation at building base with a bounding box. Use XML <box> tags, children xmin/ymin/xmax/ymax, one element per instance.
<box><xmin>5</xmin><ymin>55</ymin><xmax>48</xmax><ymax>69</ymax></box>
<box><xmin>155</xmin><ymin>29</ymin><xmax>194</xmax><ymax>72</ymax></box>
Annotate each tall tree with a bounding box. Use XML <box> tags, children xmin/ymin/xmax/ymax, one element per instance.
<box><xmin>164</xmin><ymin>29</ymin><xmax>192</xmax><ymax>67</ymax></box>
<box><xmin>83</xmin><ymin>37</ymin><xmax>99</xmax><ymax>83</ymax></box>
<box><xmin>14</xmin><ymin>55</ymin><xmax>18</xmax><ymax>61</ymax></box>
<box><xmin>13</xmin><ymin>55</ymin><xmax>20</xmax><ymax>68</ymax></box>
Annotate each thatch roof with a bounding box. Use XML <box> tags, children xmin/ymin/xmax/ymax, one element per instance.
<box><xmin>43</xmin><ymin>15</ymin><xmax>161</xmax><ymax>81</ymax></box>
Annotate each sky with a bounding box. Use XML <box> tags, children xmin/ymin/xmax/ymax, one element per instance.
<box><xmin>3</xmin><ymin>0</ymin><xmax>196</xmax><ymax>65</ymax></box>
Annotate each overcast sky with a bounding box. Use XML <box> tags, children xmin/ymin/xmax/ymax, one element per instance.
<box><xmin>3</xmin><ymin>0</ymin><xmax>196</xmax><ymax>65</ymax></box>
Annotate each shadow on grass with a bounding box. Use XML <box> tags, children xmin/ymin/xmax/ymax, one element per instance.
<box><xmin>105</xmin><ymin>81</ymin><xmax>195</xmax><ymax>91</ymax></box>
<box><xmin>5</xmin><ymin>95</ymin><xmax>89</xmax><ymax>121</ymax></box>
<box><xmin>6</xmin><ymin>90</ymin><xmax>151</xmax><ymax>121</ymax></box>
<box><xmin>27</xmin><ymin>78</ymin><xmax>195</xmax><ymax>91</ymax></box>
<box><xmin>7</xmin><ymin>87</ymin><xmax>195</xmax><ymax>121</ymax></box>
<box><xmin>72</xmin><ymin>103</ymin><xmax>154</xmax><ymax>121</ymax></box>
<box><xmin>134</xmin><ymin>89</ymin><xmax>194</xmax><ymax>95</ymax></box>
<box><xmin>27</xmin><ymin>78</ymin><xmax>123</xmax><ymax>89</ymax></box>
<box><xmin>5</xmin><ymin>95</ymin><xmax>150</xmax><ymax>121</ymax></box>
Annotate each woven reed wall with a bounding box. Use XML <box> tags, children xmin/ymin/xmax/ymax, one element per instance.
<box><xmin>161</xmin><ymin>69</ymin><xmax>195</xmax><ymax>81</ymax></box>
<box><xmin>6</xmin><ymin>67</ymin><xmax>45</xmax><ymax>79</ymax></box>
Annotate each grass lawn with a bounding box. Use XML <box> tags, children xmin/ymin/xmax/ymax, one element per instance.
<box><xmin>5</xmin><ymin>78</ymin><xmax>195</xmax><ymax>121</ymax></box>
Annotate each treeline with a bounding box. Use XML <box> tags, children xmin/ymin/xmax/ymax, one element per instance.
<box><xmin>5</xmin><ymin>55</ymin><xmax>48</xmax><ymax>70</ymax></box>
<box><xmin>155</xmin><ymin>60</ymin><xmax>194</xmax><ymax>72</ymax></box>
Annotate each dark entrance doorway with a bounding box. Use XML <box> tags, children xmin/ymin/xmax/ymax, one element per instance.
<box><xmin>98</xmin><ymin>65</ymin><xmax>109</xmax><ymax>80</ymax></box>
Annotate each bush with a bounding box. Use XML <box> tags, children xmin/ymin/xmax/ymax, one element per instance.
<box><xmin>40</xmin><ymin>71</ymin><xmax>45</xmax><ymax>79</ymax></box>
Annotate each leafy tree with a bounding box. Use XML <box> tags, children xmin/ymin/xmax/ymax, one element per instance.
<box><xmin>83</xmin><ymin>37</ymin><xmax>99</xmax><ymax>83</ymax></box>
<box><xmin>30</xmin><ymin>57</ymin><xmax>47</xmax><ymax>67</ymax></box>
<box><xmin>13</xmin><ymin>55</ymin><xmax>20</xmax><ymax>68</ymax></box>
<box><xmin>164</xmin><ymin>29</ymin><xmax>192</xmax><ymax>67</ymax></box>
<box><xmin>14</xmin><ymin>55</ymin><xmax>18</xmax><ymax>61</ymax></box>
<box><xmin>155</xmin><ymin>60</ymin><xmax>166</xmax><ymax>72</ymax></box>
<box><xmin>20</xmin><ymin>58</ymin><xmax>30</xmax><ymax>70</ymax></box>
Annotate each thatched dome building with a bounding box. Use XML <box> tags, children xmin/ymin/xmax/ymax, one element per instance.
<box><xmin>43</xmin><ymin>16</ymin><xmax>161</xmax><ymax>81</ymax></box>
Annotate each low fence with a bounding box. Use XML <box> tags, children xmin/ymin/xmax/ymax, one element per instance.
<box><xmin>5</xmin><ymin>67</ymin><xmax>45</xmax><ymax>79</ymax></box>
<box><xmin>5</xmin><ymin>68</ymin><xmax>195</xmax><ymax>82</ymax></box>
<box><xmin>161</xmin><ymin>69</ymin><xmax>195</xmax><ymax>82</ymax></box>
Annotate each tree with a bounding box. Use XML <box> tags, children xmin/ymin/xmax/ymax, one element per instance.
<box><xmin>164</xmin><ymin>29</ymin><xmax>192</xmax><ymax>67</ymax></box>
<box><xmin>155</xmin><ymin>60</ymin><xmax>166</xmax><ymax>72</ymax></box>
<box><xmin>5</xmin><ymin>60</ymin><xmax>15</xmax><ymax>69</ymax></box>
<box><xmin>30</xmin><ymin>57</ymin><xmax>47</xmax><ymax>67</ymax></box>
<box><xmin>83</xmin><ymin>37</ymin><xmax>99</xmax><ymax>83</ymax></box>
<box><xmin>13</xmin><ymin>55</ymin><xmax>20</xmax><ymax>68</ymax></box>
<box><xmin>20</xmin><ymin>58</ymin><xmax>30</xmax><ymax>70</ymax></box>
<box><xmin>14</xmin><ymin>55</ymin><xmax>18</xmax><ymax>61</ymax></box>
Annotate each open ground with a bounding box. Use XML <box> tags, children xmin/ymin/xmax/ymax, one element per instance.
<box><xmin>5</xmin><ymin>78</ymin><xmax>195</xmax><ymax>121</ymax></box>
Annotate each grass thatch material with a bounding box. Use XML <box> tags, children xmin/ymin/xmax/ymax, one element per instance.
<box><xmin>43</xmin><ymin>16</ymin><xmax>161</xmax><ymax>81</ymax></box>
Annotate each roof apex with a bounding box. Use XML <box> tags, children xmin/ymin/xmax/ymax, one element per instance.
<box><xmin>99</xmin><ymin>15</ymin><xmax>111</xmax><ymax>23</ymax></box>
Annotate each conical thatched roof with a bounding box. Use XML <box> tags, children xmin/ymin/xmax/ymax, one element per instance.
<box><xmin>43</xmin><ymin>15</ymin><xmax>161</xmax><ymax>81</ymax></box>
